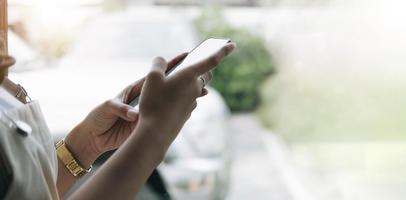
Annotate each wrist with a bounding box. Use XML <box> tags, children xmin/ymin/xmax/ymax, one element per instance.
<box><xmin>64</xmin><ymin>124</ymin><xmax>100</xmax><ymax>169</ymax></box>
<box><xmin>131</xmin><ymin>121</ymin><xmax>170</xmax><ymax>161</ymax></box>
<box><xmin>136</xmin><ymin>118</ymin><xmax>177</xmax><ymax>147</ymax></box>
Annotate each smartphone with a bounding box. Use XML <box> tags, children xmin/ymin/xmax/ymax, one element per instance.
<box><xmin>129</xmin><ymin>38</ymin><xmax>231</xmax><ymax>107</ymax></box>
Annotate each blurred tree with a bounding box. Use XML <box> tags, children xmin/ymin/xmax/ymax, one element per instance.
<box><xmin>195</xmin><ymin>7</ymin><xmax>273</xmax><ymax>112</ymax></box>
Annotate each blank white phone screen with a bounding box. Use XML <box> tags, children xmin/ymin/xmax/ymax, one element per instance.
<box><xmin>167</xmin><ymin>38</ymin><xmax>230</xmax><ymax>75</ymax></box>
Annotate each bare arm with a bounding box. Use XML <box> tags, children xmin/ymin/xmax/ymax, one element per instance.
<box><xmin>55</xmin><ymin>53</ymin><xmax>188</xmax><ymax>198</ymax></box>
<box><xmin>67</xmin><ymin>43</ymin><xmax>235</xmax><ymax>200</ymax></box>
<box><xmin>56</xmin><ymin>127</ymin><xmax>99</xmax><ymax>197</ymax></box>
<box><xmin>69</xmin><ymin>122</ymin><xmax>171</xmax><ymax>200</ymax></box>
<box><xmin>56</xmin><ymin>122</ymin><xmax>164</xmax><ymax>199</ymax></box>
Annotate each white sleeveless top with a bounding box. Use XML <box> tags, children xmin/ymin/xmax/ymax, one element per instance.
<box><xmin>0</xmin><ymin>101</ymin><xmax>59</xmax><ymax>199</ymax></box>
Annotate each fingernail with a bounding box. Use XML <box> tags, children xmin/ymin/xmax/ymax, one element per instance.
<box><xmin>127</xmin><ymin>109</ymin><xmax>138</xmax><ymax>120</ymax></box>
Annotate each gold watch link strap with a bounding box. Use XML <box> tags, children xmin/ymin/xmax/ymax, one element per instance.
<box><xmin>56</xmin><ymin>139</ymin><xmax>92</xmax><ymax>177</ymax></box>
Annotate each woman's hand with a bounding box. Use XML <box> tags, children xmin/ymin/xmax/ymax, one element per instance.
<box><xmin>137</xmin><ymin>43</ymin><xmax>236</xmax><ymax>144</ymax></box>
<box><xmin>64</xmin><ymin>42</ymin><xmax>235</xmax><ymax>168</ymax></box>
<box><xmin>68</xmin><ymin>43</ymin><xmax>235</xmax><ymax>200</ymax></box>
<box><xmin>64</xmin><ymin>53</ymin><xmax>189</xmax><ymax>167</ymax></box>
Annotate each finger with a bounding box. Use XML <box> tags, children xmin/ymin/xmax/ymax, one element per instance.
<box><xmin>201</xmin><ymin>71</ymin><xmax>213</xmax><ymax>85</ymax></box>
<box><xmin>120</xmin><ymin>77</ymin><xmax>146</xmax><ymax>103</ymax></box>
<box><xmin>148</xmin><ymin>57</ymin><xmax>168</xmax><ymax>78</ymax></box>
<box><xmin>198</xmin><ymin>88</ymin><xmax>209</xmax><ymax>97</ymax></box>
<box><xmin>128</xmin><ymin>77</ymin><xmax>146</xmax><ymax>93</ymax></box>
<box><xmin>187</xmin><ymin>43</ymin><xmax>236</xmax><ymax>76</ymax></box>
<box><xmin>167</xmin><ymin>52</ymin><xmax>188</xmax><ymax>72</ymax></box>
<box><xmin>126</xmin><ymin>108</ymin><xmax>139</xmax><ymax>121</ymax></box>
<box><xmin>198</xmin><ymin>76</ymin><xmax>206</xmax><ymax>89</ymax></box>
<box><xmin>191</xmin><ymin>101</ymin><xmax>198</xmax><ymax>111</ymax></box>
<box><xmin>106</xmin><ymin>99</ymin><xmax>139</xmax><ymax>121</ymax></box>
<box><xmin>127</xmin><ymin>78</ymin><xmax>145</xmax><ymax>102</ymax></box>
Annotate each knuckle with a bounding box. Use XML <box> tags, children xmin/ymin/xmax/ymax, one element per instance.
<box><xmin>208</xmin><ymin>55</ymin><xmax>220</xmax><ymax>67</ymax></box>
<box><xmin>104</xmin><ymin>100</ymin><xmax>120</xmax><ymax>112</ymax></box>
<box><xmin>103</xmin><ymin>99</ymin><xmax>114</xmax><ymax>107</ymax></box>
<box><xmin>146</xmin><ymin>70</ymin><xmax>162</xmax><ymax>81</ymax></box>
<box><xmin>117</xmin><ymin>104</ymin><xmax>128</xmax><ymax>112</ymax></box>
<box><xmin>104</xmin><ymin>99</ymin><xmax>127</xmax><ymax>112</ymax></box>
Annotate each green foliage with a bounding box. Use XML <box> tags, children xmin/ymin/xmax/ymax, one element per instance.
<box><xmin>194</xmin><ymin>7</ymin><xmax>273</xmax><ymax>112</ymax></box>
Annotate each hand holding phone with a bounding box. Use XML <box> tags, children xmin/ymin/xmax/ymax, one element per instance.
<box><xmin>129</xmin><ymin>38</ymin><xmax>233</xmax><ymax>107</ymax></box>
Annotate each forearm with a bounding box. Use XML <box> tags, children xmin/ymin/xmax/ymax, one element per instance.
<box><xmin>69</xmin><ymin>121</ymin><xmax>171</xmax><ymax>200</ymax></box>
<box><xmin>57</xmin><ymin>159</ymin><xmax>78</xmax><ymax>197</ymax></box>
<box><xmin>57</xmin><ymin>126</ymin><xmax>99</xmax><ymax>198</ymax></box>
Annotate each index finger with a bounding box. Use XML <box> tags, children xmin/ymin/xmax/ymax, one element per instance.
<box><xmin>117</xmin><ymin>77</ymin><xmax>145</xmax><ymax>103</ymax></box>
<box><xmin>150</xmin><ymin>57</ymin><xmax>168</xmax><ymax>76</ymax></box>
<box><xmin>122</xmin><ymin>77</ymin><xmax>145</xmax><ymax>103</ymax></box>
<box><xmin>167</xmin><ymin>52</ymin><xmax>188</xmax><ymax>73</ymax></box>
<box><xmin>187</xmin><ymin>42</ymin><xmax>236</xmax><ymax>76</ymax></box>
<box><xmin>124</xmin><ymin>53</ymin><xmax>187</xmax><ymax>103</ymax></box>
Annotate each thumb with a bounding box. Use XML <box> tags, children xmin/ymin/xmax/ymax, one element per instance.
<box><xmin>106</xmin><ymin>99</ymin><xmax>139</xmax><ymax>121</ymax></box>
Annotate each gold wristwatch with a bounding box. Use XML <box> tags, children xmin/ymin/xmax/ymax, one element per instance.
<box><xmin>56</xmin><ymin>139</ymin><xmax>92</xmax><ymax>177</ymax></box>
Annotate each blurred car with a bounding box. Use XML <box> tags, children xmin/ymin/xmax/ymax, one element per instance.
<box><xmin>9</xmin><ymin>7</ymin><xmax>232</xmax><ymax>200</ymax></box>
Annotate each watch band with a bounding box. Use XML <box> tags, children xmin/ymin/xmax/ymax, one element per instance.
<box><xmin>56</xmin><ymin>139</ymin><xmax>92</xmax><ymax>177</ymax></box>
